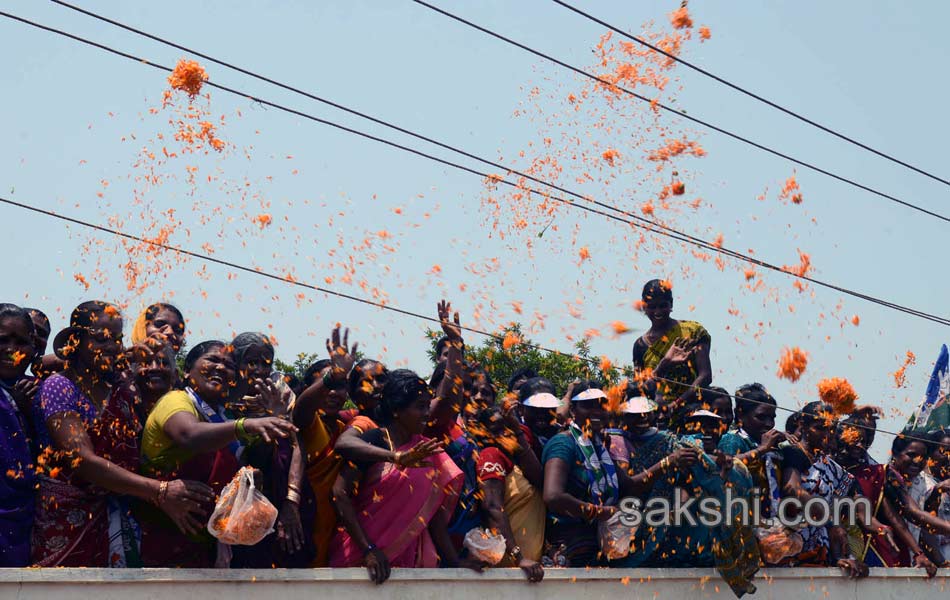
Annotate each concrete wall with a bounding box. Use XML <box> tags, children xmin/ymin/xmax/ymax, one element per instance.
<box><xmin>1</xmin><ymin>568</ymin><xmax>948</xmax><ymax>600</ymax></box>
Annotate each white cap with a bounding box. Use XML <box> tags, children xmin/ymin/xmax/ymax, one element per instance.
<box><xmin>687</xmin><ymin>408</ymin><xmax>722</xmax><ymax>420</ymax></box>
<box><xmin>523</xmin><ymin>392</ymin><xmax>561</xmax><ymax>409</ymax></box>
<box><xmin>622</xmin><ymin>396</ymin><xmax>658</xmax><ymax>414</ymax></box>
<box><xmin>571</xmin><ymin>388</ymin><xmax>608</xmax><ymax>402</ymax></box>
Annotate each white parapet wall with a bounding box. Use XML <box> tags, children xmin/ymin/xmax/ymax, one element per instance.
<box><xmin>2</xmin><ymin>567</ymin><xmax>949</xmax><ymax>600</ymax></box>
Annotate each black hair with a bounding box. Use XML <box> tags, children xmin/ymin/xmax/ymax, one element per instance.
<box><xmin>507</xmin><ymin>366</ymin><xmax>539</xmax><ymax>392</ymax></box>
<box><xmin>0</xmin><ymin>303</ymin><xmax>36</xmax><ymax>338</ymax></box>
<box><xmin>24</xmin><ymin>307</ymin><xmax>49</xmax><ymax>332</ymax></box>
<box><xmin>703</xmin><ymin>386</ymin><xmax>732</xmax><ymax>406</ymax></box>
<box><xmin>518</xmin><ymin>376</ymin><xmax>557</xmax><ymax>403</ymax></box>
<box><xmin>70</xmin><ymin>300</ymin><xmax>120</xmax><ymax>329</ymax></box>
<box><xmin>231</xmin><ymin>331</ymin><xmax>273</xmax><ymax>366</ymax></box>
<box><xmin>642</xmin><ymin>279</ymin><xmax>673</xmax><ymax>304</ymax></box>
<box><xmin>346</xmin><ymin>359</ymin><xmax>389</xmax><ymax>397</ymax></box>
<box><xmin>285</xmin><ymin>373</ymin><xmax>302</xmax><ymax>395</ymax></box>
<box><xmin>376</xmin><ymin>368</ymin><xmax>431</xmax><ymax>425</ymax></box>
<box><xmin>785</xmin><ymin>411</ymin><xmax>801</xmax><ymax>434</ymax></box>
<box><xmin>928</xmin><ymin>427</ymin><xmax>950</xmax><ymax>448</ymax></box>
<box><xmin>800</xmin><ymin>401</ymin><xmax>834</xmax><ymax>426</ymax></box>
<box><xmin>303</xmin><ymin>359</ymin><xmax>332</xmax><ymax>388</ymax></box>
<box><xmin>627</xmin><ymin>377</ymin><xmax>657</xmax><ymax>400</ymax></box>
<box><xmin>733</xmin><ymin>383</ymin><xmax>776</xmax><ymax>415</ymax></box>
<box><xmin>892</xmin><ymin>429</ymin><xmax>932</xmax><ymax>456</ymax></box>
<box><xmin>434</xmin><ymin>336</ymin><xmax>465</xmax><ymax>362</ymax></box>
<box><xmin>183</xmin><ymin>340</ymin><xmax>227</xmax><ymax>373</ymax></box>
<box><xmin>842</xmin><ymin>406</ymin><xmax>880</xmax><ymax>428</ymax></box>
<box><xmin>145</xmin><ymin>303</ymin><xmax>185</xmax><ymax>331</ymax></box>
<box><xmin>469</xmin><ymin>365</ymin><xmax>496</xmax><ymax>399</ymax></box>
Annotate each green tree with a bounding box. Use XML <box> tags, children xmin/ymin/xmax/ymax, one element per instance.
<box><xmin>426</xmin><ymin>323</ymin><xmax>632</xmax><ymax>394</ymax></box>
<box><xmin>274</xmin><ymin>352</ymin><xmax>324</xmax><ymax>382</ymax></box>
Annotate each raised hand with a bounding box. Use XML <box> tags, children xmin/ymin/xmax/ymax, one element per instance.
<box><xmin>251</xmin><ymin>377</ymin><xmax>288</xmax><ymax>417</ymax></box>
<box><xmin>326</xmin><ymin>324</ymin><xmax>358</xmax><ymax>377</ymax></box>
<box><xmin>437</xmin><ymin>300</ymin><xmax>463</xmax><ymax>343</ymax></box>
<box><xmin>662</xmin><ymin>337</ymin><xmax>698</xmax><ymax>366</ymax></box>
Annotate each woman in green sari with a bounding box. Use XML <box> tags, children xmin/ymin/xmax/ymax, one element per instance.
<box><xmin>608</xmin><ymin>397</ymin><xmax>759</xmax><ymax>597</ymax></box>
<box><xmin>632</xmin><ymin>279</ymin><xmax>712</xmax><ymax>427</ymax></box>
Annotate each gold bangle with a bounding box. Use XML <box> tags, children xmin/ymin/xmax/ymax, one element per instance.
<box><xmin>155</xmin><ymin>480</ymin><xmax>169</xmax><ymax>506</ymax></box>
<box><xmin>286</xmin><ymin>489</ymin><xmax>301</xmax><ymax>504</ymax></box>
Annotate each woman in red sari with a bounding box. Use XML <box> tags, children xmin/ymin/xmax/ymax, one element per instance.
<box><xmin>329</xmin><ymin>368</ymin><xmax>482</xmax><ymax>583</ymax></box>
<box><xmin>835</xmin><ymin>409</ymin><xmax>936</xmax><ymax>575</ymax></box>
<box><xmin>31</xmin><ymin>301</ymin><xmax>212</xmax><ymax>567</ymax></box>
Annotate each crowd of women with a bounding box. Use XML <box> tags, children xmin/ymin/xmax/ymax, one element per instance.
<box><xmin>1</xmin><ymin>278</ymin><xmax>949</xmax><ymax>597</ymax></box>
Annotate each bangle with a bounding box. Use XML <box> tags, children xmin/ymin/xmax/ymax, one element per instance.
<box><xmin>235</xmin><ymin>417</ymin><xmax>248</xmax><ymax>441</ymax></box>
<box><xmin>362</xmin><ymin>543</ymin><xmax>377</xmax><ymax>557</ymax></box>
<box><xmin>287</xmin><ymin>483</ymin><xmax>300</xmax><ymax>493</ymax></box>
<box><xmin>286</xmin><ymin>489</ymin><xmax>301</xmax><ymax>504</ymax></box>
<box><xmin>323</xmin><ymin>369</ymin><xmax>346</xmax><ymax>390</ymax></box>
<box><xmin>155</xmin><ymin>480</ymin><xmax>169</xmax><ymax>506</ymax></box>
<box><xmin>393</xmin><ymin>451</ymin><xmax>404</xmax><ymax>466</ymax></box>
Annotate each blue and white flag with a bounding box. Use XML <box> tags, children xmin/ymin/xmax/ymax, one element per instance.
<box><xmin>910</xmin><ymin>344</ymin><xmax>950</xmax><ymax>430</ymax></box>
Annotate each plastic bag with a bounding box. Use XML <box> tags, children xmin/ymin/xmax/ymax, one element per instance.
<box><xmin>207</xmin><ymin>466</ymin><xmax>278</xmax><ymax>546</ymax></box>
<box><xmin>463</xmin><ymin>528</ymin><xmax>507</xmax><ymax>565</ymax></box>
<box><xmin>755</xmin><ymin>522</ymin><xmax>803</xmax><ymax>564</ymax></box>
<box><xmin>598</xmin><ymin>510</ymin><xmax>636</xmax><ymax>560</ymax></box>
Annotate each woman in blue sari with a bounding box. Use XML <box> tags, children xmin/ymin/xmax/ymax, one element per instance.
<box><xmin>0</xmin><ymin>304</ymin><xmax>36</xmax><ymax>566</ymax></box>
<box><xmin>542</xmin><ymin>382</ymin><xmax>622</xmax><ymax>567</ymax></box>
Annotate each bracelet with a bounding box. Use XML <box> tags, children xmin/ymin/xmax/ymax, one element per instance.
<box><xmin>362</xmin><ymin>543</ymin><xmax>378</xmax><ymax>557</ymax></box>
<box><xmin>659</xmin><ymin>457</ymin><xmax>670</xmax><ymax>472</ymax></box>
<box><xmin>155</xmin><ymin>480</ymin><xmax>169</xmax><ymax>506</ymax></box>
<box><xmin>393</xmin><ymin>451</ymin><xmax>404</xmax><ymax>466</ymax></box>
<box><xmin>287</xmin><ymin>483</ymin><xmax>300</xmax><ymax>493</ymax></box>
<box><xmin>322</xmin><ymin>369</ymin><xmax>346</xmax><ymax>390</ymax></box>
<box><xmin>286</xmin><ymin>489</ymin><xmax>301</xmax><ymax>504</ymax></box>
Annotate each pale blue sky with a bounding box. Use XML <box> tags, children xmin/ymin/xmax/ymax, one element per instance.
<box><xmin>2</xmin><ymin>1</ymin><xmax>948</xmax><ymax>460</ymax></box>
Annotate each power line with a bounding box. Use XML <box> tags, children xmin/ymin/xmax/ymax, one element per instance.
<box><xmin>409</xmin><ymin>0</ymin><xmax>950</xmax><ymax>225</ymax></box>
<box><xmin>3</xmin><ymin>9</ymin><xmax>950</xmax><ymax>329</ymax></box>
<box><xmin>0</xmin><ymin>194</ymin><xmax>941</xmax><ymax>450</ymax></box>
<box><xmin>548</xmin><ymin>0</ymin><xmax>950</xmax><ymax>188</ymax></box>
<box><xmin>28</xmin><ymin>5</ymin><xmax>856</xmax><ymax>315</ymax></box>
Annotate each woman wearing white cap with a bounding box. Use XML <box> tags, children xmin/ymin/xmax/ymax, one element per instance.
<box><xmin>519</xmin><ymin>383</ymin><xmax>562</xmax><ymax>459</ymax></box>
<box><xmin>541</xmin><ymin>381</ymin><xmax>625</xmax><ymax>566</ymax></box>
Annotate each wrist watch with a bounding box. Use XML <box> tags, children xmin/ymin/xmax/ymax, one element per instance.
<box><xmin>509</xmin><ymin>545</ymin><xmax>523</xmax><ymax>562</ymax></box>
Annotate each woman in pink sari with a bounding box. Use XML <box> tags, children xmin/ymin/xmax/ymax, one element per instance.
<box><xmin>329</xmin><ymin>368</ymin><xmax>480</xmax><ymax>583</ymax></box>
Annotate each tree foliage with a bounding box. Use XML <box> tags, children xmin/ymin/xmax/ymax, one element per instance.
<box><xmin>426</xmin><ymin>323</ymin><xmax>632</xmax><ymax>394</ymax></box>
